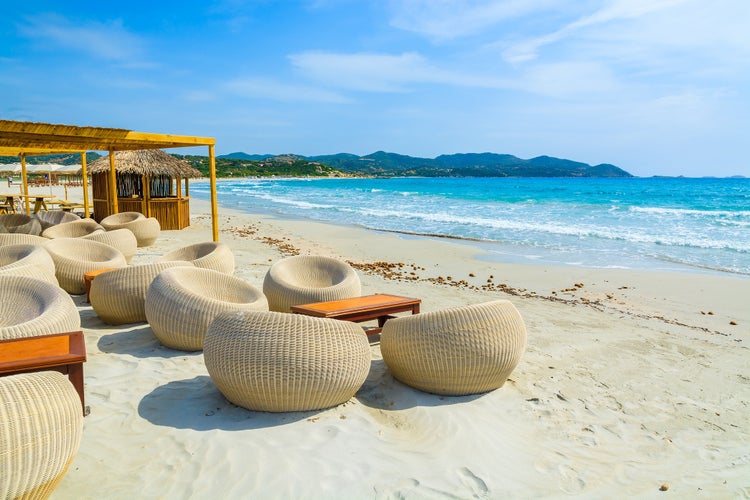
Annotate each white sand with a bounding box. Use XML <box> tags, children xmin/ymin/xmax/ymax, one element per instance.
<box><xmin>37</xmin><ymin>183</ymin><xmax>750</xmax><ymax>498</ymax></box>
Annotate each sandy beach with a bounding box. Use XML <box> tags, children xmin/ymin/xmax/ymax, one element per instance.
<box><xmin>25</xmin><ymin>183</ymin><xmax>748</xmax><ymax>498</ymax></box>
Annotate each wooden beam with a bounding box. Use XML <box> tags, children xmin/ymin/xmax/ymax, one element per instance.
<box><xmin>209</xmin><ymin>144</ymin><xmax>218</xmax><ymax>242</ymax></box>
<box><xmin>108</xmin><ymin>149</ymin><xmax>118</xmax><ymax>215</ymax></box>
<box><xmin>80</xmin><ymin>152</ymin><xmax>90</xmax><ymax>218</ymax></box>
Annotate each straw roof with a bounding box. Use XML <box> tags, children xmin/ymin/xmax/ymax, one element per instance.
<box><xmin>87</xmin><ymin>149</ymin><xmax>202</xmax><ymax>178</ymax></box>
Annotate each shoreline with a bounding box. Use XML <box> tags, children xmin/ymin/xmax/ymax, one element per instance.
<box><xmin>31</xmin><ymin>186</ymin><xmax>750</xmax><ymax>497</ymax></box>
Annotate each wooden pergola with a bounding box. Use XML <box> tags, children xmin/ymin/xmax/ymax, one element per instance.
<box><xmin>0</xmin><ymin>120</ymin><xmax>220</xmax><ymax>241</ymax></box>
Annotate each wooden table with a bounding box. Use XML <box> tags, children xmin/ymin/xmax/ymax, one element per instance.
<box><xmin>0</xmin><ymin>331</ymin><xmax>88</xmax><ymax>416</ymax></box>
<box><xmin>17</xmin><ymin>193</ymin><xmax>56</xmax><ymax>213</ymax></box>
<box><xmin>0</xmin><ymin>194</ymin><xmax>19</xmax><ymax>213</ymax></box>
<box><xmin>291</xmin><ymin>294</ymin><xmax>421</xmax><ymax>335</ymax></box>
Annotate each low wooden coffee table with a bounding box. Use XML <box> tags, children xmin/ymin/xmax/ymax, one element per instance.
<box><xmin>0</xmin><ymin>331</ymin><xmax>87</xmax><ymax>416</ymax></box>
<box><xmin>291</xmin><ymin>294</ymin><xmax>421</xmax><ymax>335</ymax></box>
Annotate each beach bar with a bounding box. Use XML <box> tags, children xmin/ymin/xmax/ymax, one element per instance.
<box><xmin>88</xmin><ymin>150</ymin><xmax>201</xmax><ymax>230</ymax></box>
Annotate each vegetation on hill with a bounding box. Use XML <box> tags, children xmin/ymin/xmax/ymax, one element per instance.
<box><xmin>173</xmin><ymin>154</ymin><xmax>344</xmax><ymax>178</ymax></box>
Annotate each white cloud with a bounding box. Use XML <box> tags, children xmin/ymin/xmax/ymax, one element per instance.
<box><xmin>223</xmin><ymin>77</ymin><xmax>351</xmax><ymax>103</ymax></box>
<box><xmin>18</xmin><ymin>13</ymin><xmax>146</xmax><ymax>62</ymax></box>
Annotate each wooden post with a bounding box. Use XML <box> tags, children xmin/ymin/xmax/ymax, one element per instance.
<box><xmin>108</xmin><ymin>149</ymin><xmax>118</xmax><ymax>214</ymax></box>
<box><xmin>20</xmin><ymin>154</ymin><xmax>30</xmax><ymax>215</ymax></box>
<box><xmin>209</xmin><ymin>144</ymin><xmax>218</xmax><ymax>241</ymax></box>
<box><xmin>80</xmin><ymin>151</ymin><xmax>90</xmax><ymax>218</ymax></box>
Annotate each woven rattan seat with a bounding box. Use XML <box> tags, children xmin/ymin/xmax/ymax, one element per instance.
<box><xmin>0</xmin><ymin>371</ymin><xmax>83</xmax><ymax>499</ymax></box>
<box><xmin>157</xmin><ymin>241</ymin><xmax>235</xmax><ymax>274</ymax></box>
<box><xmin>0</xmin><ymin>233</ymin><xmax>48</xmax><ymax>247</ymax></box>
<box><xmin>43</xmin><ymin>238</ymin><xmax>127</xmax><ymax>294</ymax></box>
<box><xmin>83</xmin><ymin>228</ymin><xmax>138</xmax><ymax>263</ymax></box>
<box><xmin>262</xmin><ymin>255</ymin><xmax>361</xmax><ymax>312</ymax></box>
<box><xmin>41</xmin><ymin>218</ymin><xmax>104</xmax><ymax>239</ymax></box>
<box><xmin>100</xmin><ymin>212</ymin><xmax>160</xmax><ymax>247</ymax></box>
<box><xmin>89</xmin><ymin>261</ymin><xmax>194</xmax><ymax>325</ymax></box>
<box><xmin>146</xmin><ymin>267</ymin><xmax>268</xmax><ymax>351</ymax></box>
<box><xmin>0</xmin><ymin>213</ymin><xmax>43</xmax><ymax>235</ymax></box>
<box><xmin>0</xmin><ymin>243</ymin><xmax>58</xmax><ymax>285</ymax></box>
<box><xmin>204</xmin><ymin>310</ymin><xmax>370</xmax><ymax>412</ymax></box>
<box><xmin>380</xmin><ymin>300</ymin><xmax>527</xmax><ymax>396</ymax></box>
<box><xmin>0</xmin><ymin>275</ymin><xmax>80</xmax><ymax>340</ymax></box>
<box><xmin>32</xmin><ymin>210</ymin><xmax>80</xmax><ymax>231</ymax></box>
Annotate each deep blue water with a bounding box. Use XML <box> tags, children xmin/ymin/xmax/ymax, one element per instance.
<box><xmin>191</xmin><ymin>177</ymin><xmax>750</xmax><ymax>276</ymax></box>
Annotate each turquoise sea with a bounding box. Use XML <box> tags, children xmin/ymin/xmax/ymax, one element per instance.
<box><xmin>191</xmin><ymin>177</ymin><xmax>750</xmax><ymax>276</ymax></box>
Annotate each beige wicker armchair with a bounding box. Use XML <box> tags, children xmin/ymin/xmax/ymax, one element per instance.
<box><xmin>0</xmin><ymin>275</ymin><xmax>80</xmax><ymax>340</ymax></box>
<box><xmin>380</xmin><ymin>300</ymin><xmax>527</xmax><ymax>396</ymax></box>
<box><xmin>41</xmin><ymin>218</ymin><xmax>104</xmax><ymax>239</ymax></box>
<box><xmin>43</xmin><ymin>238</ymin><xmax>127</xmax><ymax>294</ymax></box>
<box><xmin>146</xmin><ymin>267</ymin><xmax>268</xmax><ymax>351</ymax></box>
<box><xmin>32</xmin><ymin>210</ymin><xmax>80</xmax><ymax>231</ymax></box>
<box><xmin>0</xmin><ymin>233</ymin><xmax>48</xmax><ymax>247</ymax></box>
<box><xmin>157</xmin><ymin>241</ymin><xmax>235</xmax><ymax>274</ymax></box>
<box><xmin>0</xmin><ymin>213</ymin><xmax>43</xmax><ymax>235</ymax></box>
<box><xmin>204</xmin><ymin>310</ymin><xmax>370</xmax><ymax>412</ymax></box>
<box><xmin>0</xmin><ymin>371</ymin><xmax>83</xmax><ymax>499</ymax></box>
<box><xmin>83</xmin><ymin>228</ymin><xmax>138</xmax><ymax>263</ymax></box>
<box><xmin>262</xmin><ymin>255</ymin><xmax>361</xmax><ymax>312</ymax></box>
<box><xmin>0</xmin><ymin>243</ymin><xmax>58</xmax><ymax>285</ymax></box>
<box><xmin>89</xmin><ymin>261</ymin><xmax>194</xmax><ymax>325</ymax></box>
<box><xmin>100</xmin><ymin>212</ymin><xmax>160</xmax><ymax>247</ymax></box>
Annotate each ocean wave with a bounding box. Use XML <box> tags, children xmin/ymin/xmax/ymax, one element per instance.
<box><xmin>630</xmin><ymin>206</ymin><xmax>750</xmax><ymax>217</ymax></box>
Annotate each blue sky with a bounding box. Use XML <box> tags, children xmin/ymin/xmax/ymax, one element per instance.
<box><xmin>2</xmin><ymin>0</ymin><xmax>749</xmax><ymax>177</ymax></box>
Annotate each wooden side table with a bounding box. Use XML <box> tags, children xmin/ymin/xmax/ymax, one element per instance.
<box><xmin>84</xmin><ymin>267</ymin><xmax>119</xmax><ymax>302</ymax></box>
<box><xmin>0</xmin><ymin>331</ymin><xmax>88</xmax><ymax>416</ymax></box>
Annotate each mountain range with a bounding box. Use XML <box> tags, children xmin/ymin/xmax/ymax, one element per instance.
<box><xmin>218</xmin><ymin>151</ymin><xmax>632</xmax><ymax>177</ymax></box>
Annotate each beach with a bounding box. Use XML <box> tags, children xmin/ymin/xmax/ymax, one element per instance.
<box><xmin>36</xmin><ymin>187</ymin><xmax>750</xmax><ymax>498</ymax></box>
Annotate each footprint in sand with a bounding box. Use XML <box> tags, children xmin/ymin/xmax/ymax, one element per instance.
<box><xmin>457</xmin><ymin>467</ymin><xmax>489</xmax><ymax>496</ymax></box>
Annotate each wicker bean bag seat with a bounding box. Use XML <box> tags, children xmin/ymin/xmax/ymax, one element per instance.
<box><xmin>157</xmin><ymin>241</ymin><xmax>235</xmax><ymax>274</ymax></box>
<box><xmin>380</xmin><ymin>300</ymin><xmax>527</xmax><ymax>396</ymax></box>
<box><xmin>83</xmin><ymin>228</ymin><xmax>138</xmax><ymax>264</ymax></box>
<box><xmin>0</xmin><ymin>371</ymin><xmax>83</xmax><ymax>499</ymax></box>
<box><xmin>43</xmin><ymin>238</ymin><xmax>127</xmax><ymax>295</ymax></box>
<box><xmin>32</xmin><ymin>210</ymin><xmax>80</xmax><ymax>231</ymax></box>
<box><xmin>262</xmin><ymin>255</ymin><xmax>361</xmax><ymax>312</ymax></box>
<box><xmin>89</xmin><ymin>261</ymin><xmax>194</xmax><ymax>325</ymax></box>
<box><xmin>100</xmin><ymin>212</ymin><xmax>160</xmax><ymax>247</ymax></box>
<box><xmin>0</xmin><ymin>233</ymin><xmax>48</xmax><ymax>247</ymax></box>
<box><xmin>0</xmin><ymin>243</ymin><xmax>58</xmax><ymax>285</ymax></box>
<box><xmin>146</xmin><ymin>267</ymin><xmax>268</xmax><ymax>351</ymax></box>
<box><xmin>204</xmin><ymin>310</ymin><xmax>370</xmax><ymax>412</ymax></box>
<box><xmin>41</xmin><ymin>218</ymin><xmax>104</xmax><ymax>239</ymax></box>
<box><xmin>0</xmin><ymin>213</ymin><xmax>43</xmax><ymax>235</ymax></box>
<box><xmin>0</xmin><ymin>275</ymin><xmax>80</xmax><ymax>340</ymax></box>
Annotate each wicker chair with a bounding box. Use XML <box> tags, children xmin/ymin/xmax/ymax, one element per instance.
<box><xmin>43</xmin><ymin>238</ymin><xmax>127</xmax><ymax>295</ymax></box>
<box><xmin>41</xmin><ymin>218</ymin><xmax>104</xmax><ymax>239</ymax></box>
<box><xmin>146</xmin><ymin>267</ymin><xmax>268</xmax><ymax>351</ymax></box>
<box><xmin>262</xmin><ymin>255</ymin><xmax>361</xmax><ymax>312</ymax></box>
<box><xmin>156</xmin><ymin>241</ymin><xmax>235</xmax><ymax>274</ymax></box>
<box><xmin>100</xmin><ymin>212</ymin><xmax>160</xmax><ymax>247</ymax></box>
<box><xmin>204</xmin><ymin>310</ymin><xmax>370</xmax><ymax>412</ymax></box>
<box><xmin>32</xmin><ymin>210</ymin><xmax>80</xmax><ymax>231</ymax></box>
<box><xmin>0</xmin><ymin>275</ymin><xmax>80</xmax><ymax>340</ymax></box>
<box><xmin>0</xmin><ymin>213</ymin><xmax>43</xmax><ymax>236</ymax></box>
<box><xmin>0</xmin><ymin>371</ymin><xmax>83</xmax><ymax>499</ymax></box>
<box><xmin>89</xmin><ymin>261</ymin><xmax>194</xmax><ymax>325</ymax></box>
<box><xmin>0</xmin><ymin>243</ymin><xmax>58</xmax><ymax>285</ymax></box>
<box><xmin>83</xmin><ymin>228</ymin><xmax>138</xmax><ymax>264</ymax></box>
<box><xmin>380</xmin><ymin>300</ymin><xmax>527</xmax><ymax>396</ymax></box>
<box><xmin>0</xmin><ymin>233</ymin><xmax>48</xmax><ymax>247</ymax></box>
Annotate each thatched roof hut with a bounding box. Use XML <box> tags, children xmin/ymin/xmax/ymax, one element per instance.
<box><xmin>89</xmin><ymin>149</ymin><xmax>202</xmax><ymax>230</ymax></box>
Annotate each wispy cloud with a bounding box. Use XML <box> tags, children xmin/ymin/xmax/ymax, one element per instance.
<box><xmin>288</xmin><ymin>51</ymin><xmax>509</xmax><ymax>91</ymax></box>
<box><xmin>18</xmin><ymin>13</ymin><xmax>146</xmax><ymax>62</ymax></box>
<box><xmin>223</xmin><ymin>77</ymin><xmax>351</xmax><ymax>103</ymax></box>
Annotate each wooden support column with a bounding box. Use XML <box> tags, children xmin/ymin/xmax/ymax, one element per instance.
<box><xmin>108</xmin><ymin>149</ymin><xmax>118</xmax><ymax>214</ymax></box>
<box><xmin>80</xmin><ymin>151</ymin><xmax>90</xmax><ymax>218</ymax></box>
<box><xmin>209</xmin><ymin>144</ymin><xmax>218</xmax><ymax>241</ymax></box>
<box><xmin>20</xmin><ymin>154</ymin><xmax>30</xmax><ymax>215</ymax></box>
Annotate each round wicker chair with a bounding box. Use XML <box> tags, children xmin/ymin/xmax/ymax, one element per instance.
<box><xmin>100</xmin><ymin>212</ymin><xmax>160</xmax><ymax>247</ymax></box>
<box><xmin>43</xmin><ymin>238</ymin><xmax>127</xmax><ymax>295</ymax></box>
<box><xmin>157</xmin><ymin>241</ymin><xmax>235</xmax><ymax>274</ymax></box>
<box><xmin>32</xmin><ymin>210</ymin><xmax>80</xmax><ymax>231</ymax></box>
<box><xmin>0</xmin><ymin>275</ymin><xmax>80</xmax><ymax>340</ymax></box>
<box><xmin>204</xmin><ymin>310</ymin><xmax>370</xmax><ymax>412</ymax></box>
<box><xmin>0</xmin><ymin>243</ymin><xmax>58</xmax><ymax>285</ymax></box>
<box><xmin>41</xmin><ymin>218</ymin><xmax>104</xmax><ymax>239</ymax></box>
<box><xmin>89</xmin><ymin>261</ymin><xmax>194</xmax><ymax>325</ymax></box>
<box><xmin>0</xmin><ymin>233</ymin><xmax>48</xmax><ymax>247</ymax></box>
<box><xmin>83</xmin><ymin>228</ymin><xmax>138</xmax><ymax>263</ymax></box>
<box><xmin>0</xmin><ymin>213</ymin><xmax>43</xmax><ymax>236</ymax></box>
<box><xmin>262</xmin><ymin>255</ymin><xmax>361</xmax><ymax>312</ymax></box>
<box><xmin>380</xmin><ymin>300</ymin><xmax>527</xmax><ymax>396</ymax></box>
<box><xmin>0</xmin><ymin>371</ymin><xmax>83</xmax><ymax>499</ymax></box>
<box><xmin>146</xmin><ymin>267</ymin><xmax>268</xmax><ymax>351</ymax></box>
